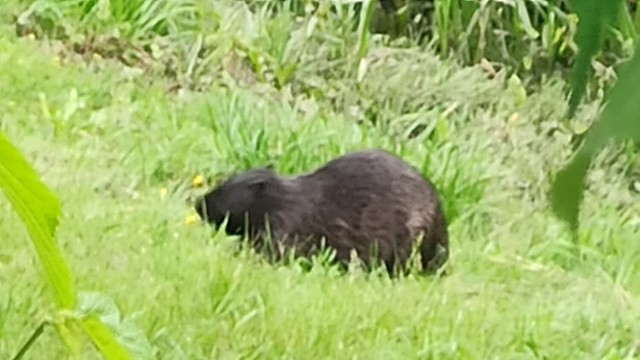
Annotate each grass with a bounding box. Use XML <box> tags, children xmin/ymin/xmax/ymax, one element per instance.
<box><xmin>1</xmin><ymin>0</ymin><xmax>640</xmax><ymax>359</ymax></box>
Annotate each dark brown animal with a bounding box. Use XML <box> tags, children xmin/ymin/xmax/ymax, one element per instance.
<box><xmin>194</xmin><ymin>149</ymin><xmax>449</xmax><ymax>275</ymax></box>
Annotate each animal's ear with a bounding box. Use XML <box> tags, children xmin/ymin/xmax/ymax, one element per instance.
<box><xmin>247</xmin><ymin>176</ymin><xmax>268</xmax><ymax>193</ymax></box>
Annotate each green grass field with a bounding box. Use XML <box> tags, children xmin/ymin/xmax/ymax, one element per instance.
<box><xmin>2</xmin><ymin>1</ymin><xmax>640</xmax><ymax>359</ymax></box>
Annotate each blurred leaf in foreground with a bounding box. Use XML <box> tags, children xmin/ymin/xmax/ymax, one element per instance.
<box><xmin>567</xmin><ymin>0</ymin><xmax>623</xmax><ymax>117</ymax></box>
<box><xmin>551</xmin><ymin>40</ymin><xmax>640</xmax><ymax>231</ymax></box>
<box><xmin>1</xmin><ymin>130</ymin><xmax>136</xmax><ymax>359</ymax></box>
<box><xmin>0</xmin><ymin>130</ymin><xmax>75</xmax><ymax>310</ymax></box>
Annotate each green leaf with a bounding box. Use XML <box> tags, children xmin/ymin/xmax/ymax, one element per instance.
<box><xmin>80</xmin><ymin>317</ymin><xmax>133</xmax><ymax>360</ymax></box>
<box><xmin>551</xmin><ymin>40</ymin><xmax>640</xmax><ymax>230</ymax></box>
<box><xmin>567</xmin><ymin>0</ymin><xmax>623</xmax><ymax>117</ymax></box>
<box><xmin>0</xmin><ymin>130</ymin><xmax>75</xmax><ymax>310</ymax></box>
<box><xmin>54</xmin><ymin>312</ymin><xmax>85</xmax><ymax>357</ymax></box>
<box><xmin>0</xmin><ymin>132</ymin><xmax>137</xmax><ymax>357</ymax></box>
<box><xmin>77</xmin><ymin>292</ymin><xmax>153</xmax><ymax>359</ymax></box>
<box><xmin>549</xmin><ymin>151</ymin><xmax>590</xmax><ymax>232</ymax></box>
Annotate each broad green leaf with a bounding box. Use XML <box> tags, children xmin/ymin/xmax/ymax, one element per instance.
<box><xmin>549</xmin><ymin>151</ymin><xmax>591</xmax><ymax>232</ymax></box>
<box><xmin>567</xmin><ymin>0</ymin><xmax>623</xmax><ymax>116</ymax></box>
<box><xmin>1</xmin><ymin>131</ymin><xmax>138</xmax><ymax>359</ymax></box>
<box><xmin>78</xmin><ymin>292</ymin><xmax>153</xmax><ymax>359</ymax></box>
<box><xmin>0</xmin><ymin>130</ymin><xmax>75</xmax><ymax>310</ymax></box>
<box><xmin>551</xmin><ymin>40</ymin><xmax>640</xmax><ymax>230</ymax></box>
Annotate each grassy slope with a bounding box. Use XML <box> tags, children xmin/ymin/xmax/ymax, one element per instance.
<box><xmin>1</xmin><ymin>5</ymin><xmax>640</xmax><ymax>360</ymax></box>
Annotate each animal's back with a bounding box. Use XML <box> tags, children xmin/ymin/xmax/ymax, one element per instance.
<box><xmin>293</xmin><ymin>149</ymin><xmax>449</xmax><ymax>272</ymax></box>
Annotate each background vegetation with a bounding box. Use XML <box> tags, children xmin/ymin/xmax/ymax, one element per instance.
<box><xmin>1</xmin><ymin>0</ymin><xmax>639</xmax><ymax>358</ymax></box>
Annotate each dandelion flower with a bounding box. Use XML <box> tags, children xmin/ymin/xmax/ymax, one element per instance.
<box><xmin>192</xmin><ymin>174</ymin><xmax>205</xmax><ymax>188</ymax></box>
<box><xmin>185</xmin><ymin>214</ymin><xmax>199</xmax><ymax>225</ymax></box>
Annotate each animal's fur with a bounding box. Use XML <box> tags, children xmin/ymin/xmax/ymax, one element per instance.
<box><xmin>195</xmin><ymin>149</ymin><xmax>449</xmax><ymax>274</ymax></box>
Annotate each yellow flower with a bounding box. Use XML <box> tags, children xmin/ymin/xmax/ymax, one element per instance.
<box><xmin>159</xmin><ymin>188</ymin><xmax>168</xmax><ymax>199</ymax></box>
<box><xmin>185</xmin><ymin>214</ymin><xmax>199</xmax><ymax>225</ymax></box>
<box><xmin>192</xmin><ymin>174</ymin><xmax>205</xmax><ymax>188</ymax></box>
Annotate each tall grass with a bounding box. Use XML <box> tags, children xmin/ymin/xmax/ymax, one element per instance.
<box><xmin>10</xmin><ymin>0</ymin><xmax>637</xmax><ymax>92</ymax></box>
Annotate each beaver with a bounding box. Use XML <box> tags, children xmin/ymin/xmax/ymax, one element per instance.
<box><xmin>194</xmin><ymin>149</ymin><xmax>449</xmax><ymax>275</ymax></box>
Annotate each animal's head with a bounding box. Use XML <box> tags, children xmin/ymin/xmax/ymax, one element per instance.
<box><xmin>194</xmin><ymin>167</ymin><xmax>278</xmax><ymax>234</ymax></box>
